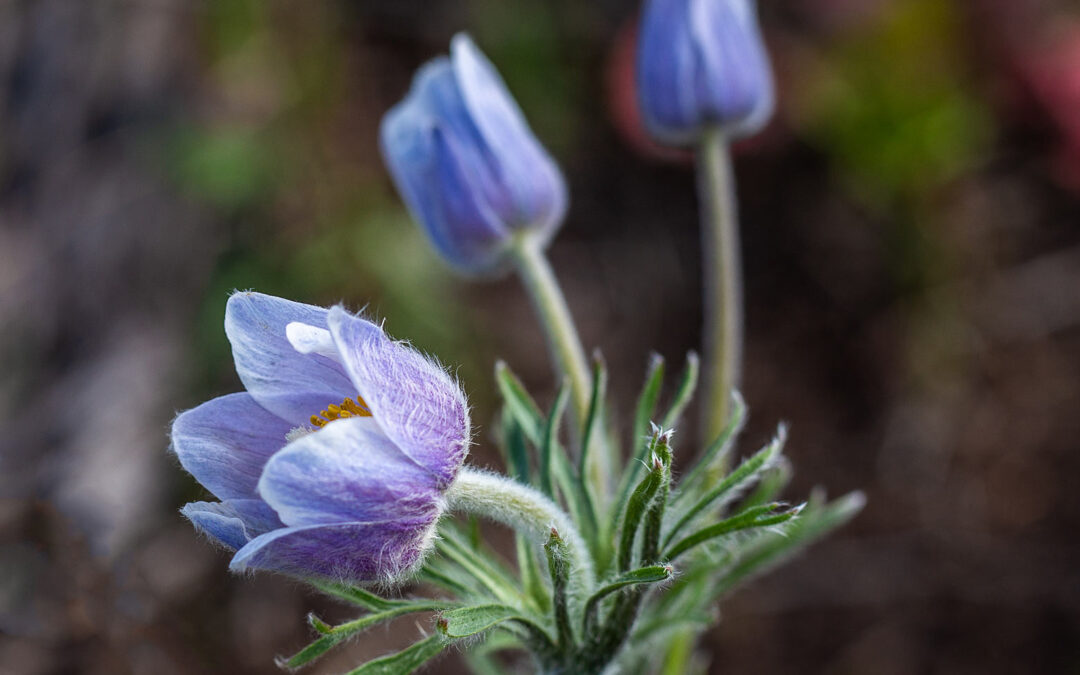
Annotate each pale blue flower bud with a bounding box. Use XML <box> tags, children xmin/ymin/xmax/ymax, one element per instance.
<box><xmin>637</xmin><ymin>0</ymin><xmax>774</xmax><ymax>145</ymax></box>
<box><xmin>380</xmin><ymin>34</ymin><xmax>568</xmax><ymax>275</ymax></box>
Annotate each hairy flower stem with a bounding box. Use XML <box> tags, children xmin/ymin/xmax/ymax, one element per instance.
<box><xmin>446</xmin><ymin>468</ymin><xmax>595</xmax><ymax>603</ymax></box>
<box><xmin>697</xmin><ymin>127</ymin><xmax>743</xmax><ymax>449</ymax></box>
<box><xmin>510</xmin><ymin>235</ymin><xmax>613</xmax><ymax>507</ymax></box>
<box><xmin>509</xmin><ymin>234</ymin><xmax>592</xmax><ymax>429</ymax></box>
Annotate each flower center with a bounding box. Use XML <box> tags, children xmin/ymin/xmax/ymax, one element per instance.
<box><xmin>309</xmin><ymin>396</ymin><xmax>372</xmax><ymax>427</ymax></box>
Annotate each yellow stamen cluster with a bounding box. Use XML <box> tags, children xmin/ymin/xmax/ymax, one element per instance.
<box><xmin>310</xmin><ymin>396</ymin><xmax>372</xmax><ymax>427</ymax></box>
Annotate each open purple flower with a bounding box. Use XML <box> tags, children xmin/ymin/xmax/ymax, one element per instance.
<box><xmin>170</xmin><ymin>291</ymin><xmax>470</xmax><ymax>582</ymax></box>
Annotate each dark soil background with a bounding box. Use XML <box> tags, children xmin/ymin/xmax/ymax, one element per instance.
<box><xmin>1</xmin><ymin>1</ymin><xmax>1078</xmax><ymax>673</ymax></box>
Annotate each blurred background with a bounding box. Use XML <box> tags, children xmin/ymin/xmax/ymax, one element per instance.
<box><xmin>1</xmin><ymin>0</ymin><xmax>1078</xmax><ymax>673</ymax></box>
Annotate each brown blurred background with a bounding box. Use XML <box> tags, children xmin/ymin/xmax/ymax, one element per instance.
<box><xmin>1</xmin><ymin>0</ymin><xmax>1078</xmax><ymax>673</ymax></box>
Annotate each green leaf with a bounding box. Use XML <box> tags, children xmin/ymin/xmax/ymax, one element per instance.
<box><xmin>282</xmin><ymin>603</ymin><xmax>450</xmax><ymax>668</ymax></box>
<box><xmin>712</xmin><ymin>490</ymin><xmax>865</xmax><ymax>596</ymax></box>
<box><xmin>545</xmin><ymin>529</ymin><xmax>576</xmax><ymax>649</ymax></box>
<box><xmin>582</xmin><ymin>564</ymin><xmax>673</xmax><ymax>633</ymax></box>
<box><xmin>540</xmin><ymin>382</ymin><xmax>571</xmax><ymax>498</ymax></box>
<box><xmin>675</xmin><ymin>391</ymin><xmax>747</xmax><ymax>498</ymax></box>
<box><xmin>660</xmin><ymin>352</ymin><xmax>699</xmax><ymax>430</ymax></box>
<box><xmin>666</xmin><ymin>425</ymin><xmax>786</xmax><ymax>547</ymax></box>
<box><xmin>573</xmin><ymin>356</ymin><xmax>605</xmax><ymax>547</ymax></box>
<box><xmin>307</xmin><ymin>613</ymin><xmax>333</xmax><ymax>634</ymax></box>
<box><xmin>640</xmin><ymin>437</ymin><xmax>673</xmax><ymax>565</ymax></box>
<box><xmin>739</xmin><ymin>459</ymin><xmax>792</xmax><ymax>511</ymax></box>
<box><xmin>501</xmin><ymin>407</ymin><xmax>532</xmax><ymax>484</ymax></box>
<box><xmin>344</xmin><ymin>634</ymin><xmax>448</xmax><ymax>675</ymax></box>
<box><xmin>436</xmin><ymin>525</ymin><xmax>522</xmax><ymax>607</ymax></box>
<box><xmin>310</xmin><ymin>581</ymin><xmax>400</xmax><ymax>612</ymax></box>
<box><xmin>440</xmin><ymin>604</ymin><xmax>550</xmax><ymax>640</ymax></box>
<box><xmin>495</xmin><ymin>361</ymin><xmax>545</xmax><ymax>445</ymax></box>
<box><xmin>517</xmin><ymin>533</ymin><xmax>550</xmax><ymax>613</ymax></box>
<box><xmin>617</xmin><ymin>432</ymin><xmax>668</xmax><ymax>572</ymax></box>
<box><xmin>418</xmin><ymin>558</ymin><xmax>483</xmax><ymax>597</ymax></box>
<box><xmin>665</xmin><ymin>502</ymin><xmax>805</xmax><ymax>561</ymax></box>
<box><xmin>613</xmin><ymin>354</ymin><xmax>667</xmax><ymax>527</ymax></box>
<box><xmin>632</xmin><ymin>353</ymin><xmax>666</xmax><ymax>461</ymax></box>
<box><xmin>580</xmin><ymin>353</ymin><xmax>609</xmax><ymax>477</ymax></box>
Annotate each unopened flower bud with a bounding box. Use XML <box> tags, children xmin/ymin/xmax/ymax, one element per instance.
<box><xmin>380</xmin><ymin>33</ymin><xmax>567</xmax><ymax>275</ymax></box>
<box><xmin>637</xmin><ymin>0</ymin><xmax>774</xmax><ymax>144</ymax></box>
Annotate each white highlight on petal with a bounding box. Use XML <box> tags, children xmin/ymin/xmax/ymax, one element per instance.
<box><xmin>285</xmin><ymin>322</ymin><xmax>342</xmax><ymax>362</ymax></box>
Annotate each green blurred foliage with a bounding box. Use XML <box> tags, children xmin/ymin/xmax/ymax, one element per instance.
<box><xmin>795</xmin><ymin>0</ymin><xmax>993</xmax><ymax>206</ymax></box>
<box><xmin>163</xmin><ymin>0</ymin><xmax>485</xmax><ymax>400</ymax></box>
<box><xmin>791</xmin><ymin>0</ymin><xmax>995</xmax><ymax>293</ymax></box>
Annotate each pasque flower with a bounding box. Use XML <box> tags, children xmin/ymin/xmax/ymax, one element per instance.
<box><xmin>380</xmin><ymin>33</ymin><xmax>567</xmax><ymax>275</ymax></box>
<box><xmin>170</xmin><ymin>291</ymin><xmax>470</xmax><ymax>582</ymax></box>
<box><xmin>637</xmin><ymin>0</ymin><xmax>774</xmax><ymax>144</ymax></box>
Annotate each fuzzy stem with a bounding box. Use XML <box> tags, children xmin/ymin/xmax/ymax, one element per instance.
<box><xmin>509</xmin><ymin>234</ymin><xmax>592</xmax><ymax>430</ymax></box>
<box><xmin>697</xmin><ymin>127</ymin><xmax>743</xmax><ymax>447</ymax></box>
<box><xmin>446</xmin><ymin>468</ymin><xmax>595</xmax><ymax>599</ymax></box>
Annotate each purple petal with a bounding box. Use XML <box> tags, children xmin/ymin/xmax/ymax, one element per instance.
<box><xmin>170</xmin><ymin>393</ymin><xmax>292</xmax><ymax>500</ymax></box>
<box><xmin>230</xmin><ymin>519</ymin><xmax>434</xmax><ymax>581</ymax></box>
<box><xmin>691</xmin><ymin>0</ymin><xmax>773</xmax><ymax>136</ymax></box>
<box><xmin>379</xmin><ymin>59</ymin><xmax>510</xmax><ymax>272</ymax></box>
<box><xmin>637</xmin><ymin>0</ymin><xmax>702</xmax><ymax>144</ymax></box>
<box><xmin>451</xmin><ymin>33</ymin><xmax>567</xmax><ymax>235</ymax></box>
<box><xmin>257</xmin><ymin>417</ymin><xmax>441</xmax><ymax>527</ymax></box>
<box><xmin>225</xmin><ymin>292</ymin><xmax>356</xmax><ymax>426</ymax></box>
<box><xmin>182</xmin><ymin>499</ymin><xmax>283</xmax><ymax>551</ymax></box>
<box><xmin>327</xmin><ymin>308</ymin><xmax>470</xmax><ymax>485</ymax></box>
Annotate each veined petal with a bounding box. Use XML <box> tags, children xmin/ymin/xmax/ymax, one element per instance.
<box><xmin>638</xmin><ymin>0</ymin><xmax>702</xmax><ymax>144</ymax></box>
<box><xmin>257</xmin><ymin>416</ymin><xmax>440</xmax><ymax>527</ymax></box>
<box><xmin>182</xmin><ymin>499</ymin><xmax>283</xmax><ymax>551</ymax></box>
<box><xmin>450</xmin><ymin>33</ymin><xmax>568</xmax><ymax>235</ymax></box>
<box><xmin>230</xmin><ymin>519</ymin><xmax>434</xmax><ymax>582</ymax></box>
<box><xmin>379</xmin><ymin>60</ymin><xmax>510</xmax><ymax>273</ymax></box>
<box><xmin>225</xmin><ymin>292</ymin><xmax>356</xmax><ymax>426</ymax></box>
<box><xmin>691</xmin><ymin>0</ymin><xmax>773</xmax><ymax>136</ymax></box>
<box><xmin>170</xmin><ymin>393</ymin><xmax>293</xmax><ymax>500</ymax></box>
<box><xmin>327</xmin><ymin>308</ymin><xmax>470</xmax><ymax>485</ymax></box>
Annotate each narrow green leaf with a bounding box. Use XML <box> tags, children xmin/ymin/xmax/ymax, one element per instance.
<box><xmin>666</xmin><ymin>425</ymin><xmax>786</xmax><ymax>547</ymax></box>
<box><xmin>495</xmin><ymin>361</ymin><xmax>544</xmax><ymax>445</ymax></box>
<box><xmin>282</xmin><ymin>603</ymin><xmax>449</xmax><ymax>669</ymax></box>
<box><xmin>417</xmin><ymin>562</ymin><xmax>477</xmax><ymax>597</ymax></box>
<box><xmin>674</xmin><ymin>390</ymin><xmax>747</xmax><ymax>499</ymax></box>
<box><xmin>582</xmin><ymin>564</ymin><xmax>673</xmax><ymax>633</ymax></box>
<box><xmin>309</xmin><ymin>582</ymin><xmax>399</xmax><ymax>612</ymax></box>
<box><xmin>440</xmin><ymin>604</ymin><xmax>551</xmax><ymax>640</ymax></box>
<box><xmin>640</xmin><ymin>437</ymin><xmax>673</xmax><ymax>565</ymax></box>
<box><xmin>344</xmin><ymin>634</ymin><xmax>448</xmax><ymax>675</ymax></box>
<box><xmin>573</xmin><ymin>356</ymin><xmax>605</xmax><ymax>547</ymax></box>
<box><xmin>545</xmin><ymin>528</ymin><xmax>576</xmax><ymax>649</ymax></box>
<box><xmin>437</xmin><ymin>526</ymin><xmax>522</xmax><ymax>607</ymax></box>
<box><xmin>665</xmin><ymin>502</ymin><xmax>805</xmax><ymax>561</ymax></box>
<box><xmin>617</xmin><ymin>432</ymin><xmax>668</xmax><ymax>572</ymax></box>
<box><xmin>308</xmin><ymin>613</ymin><xmax>332</xmax><ymax>634</ymax></box>
<box><xmin>613</xmin><ymin>355</ymin><xmax>667</xmax><ymax>526</ymax></box>
<box><xmin>540</xmin><ymin>382</ymin><xmax>571</xmax><ymax>498</ymax></box>
<box><xmin>632</xmin><ymin>353</ymin><xmax>666</xmax><ymax>462</ymax></box>
<box><xmin>660</xmin><ymin>352</ymin><xmax>699</xmax><ymax>430</ymax></box>
<box><xmin>712</xmin><ymin>490</ymin><xmax>865</xmax><ymax>596</ymax></box>
<box><xmin>517</xmin><ymin>533</ymin><xmax>549</xmax><ymax>613</ymax></box>
<box><xmin>502</xmin><ymin>408</ymin><xmax>532</xmax><ymax>484</ymax></box>
<box><xmin>739</xmin><ymin>459</ymin><xmax>792</xmax><ymax>511</ymax></box>
<box><xmin>580</xmin><ymin>354</ymin><xmax>608</xmax><ymax>478</ymax></box>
